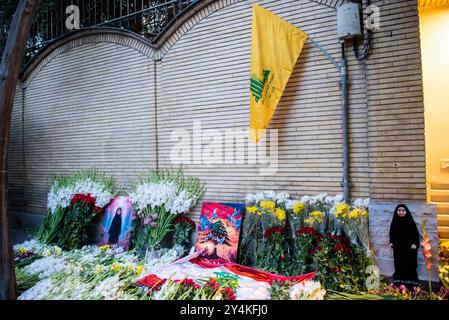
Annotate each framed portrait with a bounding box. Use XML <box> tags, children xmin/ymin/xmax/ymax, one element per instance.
<box><xmin>99</xmin><ymin>196</ymin><xmax>133</xmax><ymax>250</ymax></box>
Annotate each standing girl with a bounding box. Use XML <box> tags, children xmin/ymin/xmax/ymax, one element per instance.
<box><xmin>389</xmin><ymin>204</ymin><xmax>420</xmax><ymax>289</ymax></box>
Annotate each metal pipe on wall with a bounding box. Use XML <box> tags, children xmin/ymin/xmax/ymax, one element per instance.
<box><xmin>340</xmin><ymin>40</ymin><xmax>350</xmax><ymax>204</ymax></box>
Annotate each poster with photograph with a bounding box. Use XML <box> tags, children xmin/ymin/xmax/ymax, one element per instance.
<box><xmin>99</xmin><ymin>196</ymin><xmax>133</xmax><ymax>250</ymax></box>
<box><xmin>195</xmin><ymin>202</ymin><xmax>244</xmax><ymax>263</ymax></box>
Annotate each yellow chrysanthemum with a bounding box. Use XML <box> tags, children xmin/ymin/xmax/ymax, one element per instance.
<box><xmin>441</xmin><ymin>241</ymin><xmax>449</xmax><ymax>250</ymax></box>
<box><xmin>275</xmin><ymin>208</ymin><xmax>286</xmax><ymax>221</ymax></box>
<box><xmin>292</xmin><ymin>202</ymin><xmax>305</xmax><ymax>215</ymax></box>
<box><xmin>310</xmin><ymin>211</ymin><xmax>324</xmax><ymax>223</ymax></box>
<box><xmin>111</xmin><ymin>262</ymin><xmax>122</xmax><ymax>272</ymax></box>
<box><xmin>348</xmin><ymin>208</ymin><xmax>368</xmax><ymax>220</ymax></box>
<box><xmin>17</xmin><ymin>247</ymin><xmax>27</xmax><ymax>254</ymax></box>
<box><xmin>247</xmin><ymin>206</ymin><xmax>259</xmax><ymax>215</ymax></box>
<box><xmin>304</xmin><ymin>217</ymin><xmax>314</xmax><ymax>226</ymax></box>
<box><xmin>100</xmin><ymin>245</ymin><xmax>110</xmax><ymax>251</ymax></box>
<box><xmin>259</xmin><ymin>200</ymin><xmax>276</xmax><ymax>212</ymax></box>
<box><xmin>135</xmin><ymin>265</ymin><xmax>145</xmax><ymax>275</ymax></box>
<box><xmin>334</xmin><ymin>203</ymin><xmax>351</xmax><ymax>218</ymax></box>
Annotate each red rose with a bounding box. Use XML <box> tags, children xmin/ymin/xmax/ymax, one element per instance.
<box><xmin>264</xmin><ymin>227</ymin><xmax>287</xmax><ymax>238</ymax></box>
<box><xmin>173</xmin><ymin>216</ymin><xmax>196</xmax><ymax>230</ymax></box>
<box><xmin>295</xmin><ymin>227</ymin><xmax>320</xmax><ymax>236</ymax></box>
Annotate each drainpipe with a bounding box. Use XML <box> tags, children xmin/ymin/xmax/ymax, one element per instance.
<box><xmin>340</xmin><ymin>40</ymin><xmax>350</xmax><ymax>204</ymax></box>
<box><xmin>154</xmin><ymin>59</ymin><xmax>160</xmax><ymax>170</ymax></box>
<box><xmin>307</xmin><ymin>37</ymin><xmax>351</xmax><ymax>203</ymax></box>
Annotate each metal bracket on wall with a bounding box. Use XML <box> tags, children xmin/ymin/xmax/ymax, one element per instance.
<box><xmin>308</xmin><ymin>36</ymin><xmax>340</xmax><ymax>71</ymax></box>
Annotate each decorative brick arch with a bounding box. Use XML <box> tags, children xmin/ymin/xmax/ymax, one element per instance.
<box><xmin>20</xmin><ymin>0</ymin><xmax>342</xmax><ymax>85</ymax></box>
<box><xmin>20</xmin><ymin>28</ymin><xmax>156</xmax><ymax>88</ymax></box>
<box><xmin>155</xmin><ymin>0</ymin><xmax>342</xmax><ymax>58</ymax></box>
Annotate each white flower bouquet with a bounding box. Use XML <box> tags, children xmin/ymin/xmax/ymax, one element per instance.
<box><xmin>289</xmin><ymin>280</ymin><xmax>326</xmax><ymax>300</ymax></box>
<box><xmin>129</xmin><ymin>168</ymin><xmax>205</xmax><ymax>253</ymax></box>
<box><xmin>36</xmin><ymin>168</ymin><xmax>117</xmax><ymax>249</ymax></box>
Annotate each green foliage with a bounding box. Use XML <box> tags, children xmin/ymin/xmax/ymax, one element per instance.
<box><xmin>56</xmin><ymin>200</ymin><xmax>100</xmax><ymax>250</ymax></box>
<box><xmin>173</xmin><ymin>222</ymin><xmax>194</xmax><ymax>255</ymax></box>
<box><xmin>256</xmin><ymin>232</ymin><xmax>289</xmax><ymax>274</ymax></box>
<box><xmin>15</xmin><ymin>268</ymin><xmax>39</xmax><ymax>295</ymax></box>
<box><xmin>309</xmin><ymin>235</ymin><xmax>374</xmax><ymax>293</ymax></box>
<box><xmin>36</xmin><ymin>207</ymin><xmax>65</xmax><ymax>244</ymax></box>
<box><xmin>326</xmin><ymin>290</ymin><xmax>394</xmax><ymax>300</ymax></box>
<box><xmin>269</xmin><ymin>280</ymin><xmax>294</xmax><ymax>300</ymax></box>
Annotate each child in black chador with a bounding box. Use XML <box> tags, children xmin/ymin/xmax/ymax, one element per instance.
<box><xmin>389</xmin><ymin>204</ymin><xmax>420</xmax><ymax>290</ymax></box>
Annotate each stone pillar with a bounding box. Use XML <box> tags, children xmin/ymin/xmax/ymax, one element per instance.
<box><xmin>369</xmin><ymin>202</ymin><xmax>439</xmax><ymax>281</ymax></box>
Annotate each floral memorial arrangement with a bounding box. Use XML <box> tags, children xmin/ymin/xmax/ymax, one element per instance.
<box><xmin>14</xmin><ymin>171</ymin><xmax>448</xmax><ymax>300</ymax></box>
<box><xmin>240</xmin><ymin>191</ymin><xmax>375</xmax><ymax>294</ymax></box>
<box><xmin>36</xmin><ymin>168</ymin><xmax>117</xmax><ymax>250</ymax></box>
<box><xmin>129</xmin><ymin>168</ymin><xmax>205</xmax><ymax>254</ymax></box>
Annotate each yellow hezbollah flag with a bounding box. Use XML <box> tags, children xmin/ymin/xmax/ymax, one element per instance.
<box><xmin>250</xmin><ymin>4</ymin><xmax>308</xmax><ymax>142</ymax></box>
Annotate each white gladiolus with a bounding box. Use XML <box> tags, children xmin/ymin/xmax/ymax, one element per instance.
<box><xmin>18</xmin><ymin>278</ymin><xmax>55</xmax><ymax>300</ymax></box>
<box><xmin>91</xmin><ymin>275</ymin><xmax>122</xmax><ymax>300</ymax></box>
<box><xmin>333</xmin><ymin>194</ymin><xmax>344</xmax><ymax>204</ymax></box>
<box><xmin>129</xmin><ymin>182</ymin><xmax>195</xmax><ymax>215</ymax></box>
<box><xmin>47</xmin><ymin>178</ymin><xmax>114</xmax><ymax>213</ymax></box>
<box><xmin>289</xmin><ymin>281</ymin><xmax>326</xmax><ymax>300</ymax></box>
<box><xmin>14</xmin><ymin>239</ymin><xmax>51</xmax><ymax>254</ymax></box>
<box><xmin>24</xmin><ymin>256</ymin><xmax>70</xmax><ymax>279</ymax></box>
<box><xmin>300</xmin><ymin>195</ymin><xmax>310</xmax><ymax>204</ymax></box>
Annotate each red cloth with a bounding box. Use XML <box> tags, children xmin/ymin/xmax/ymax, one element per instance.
<box><xmin>136</xmin><ymin>274</ymin><xmax>165</xmax><ymax>288</ymax></box>
<box><xmin>136</xmin><ymin>258</ymin><xmax>316</xmax><ymax>289</ymax></box>
<box><xmin>190</xmin><ymin>257</ymin><xmax>316</xmax><ymax>284</ymax></box>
